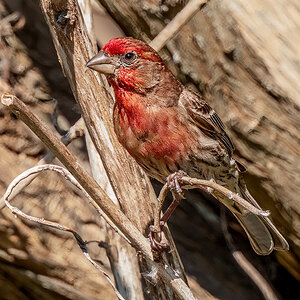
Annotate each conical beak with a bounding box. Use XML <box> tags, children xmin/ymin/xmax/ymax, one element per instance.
<box><xmin>86</xmin><ymin>51</ymin><xmax>115</xmax><ymax>74</ymax></box>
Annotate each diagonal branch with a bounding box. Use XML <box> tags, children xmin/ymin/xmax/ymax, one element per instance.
<box><xmin>0</xmin><ymin>116</ymin><xmax>85</xmax><ymax>210</ymax></box>
<box><xmin>1</xmin><ymin>93</ymin><xmax>149</xmax><ymax>255</ymax></box>
<box><xmin>150</xmin><ymin>0</ymin><xmax>209</xmax><ymax>51</ymax></box>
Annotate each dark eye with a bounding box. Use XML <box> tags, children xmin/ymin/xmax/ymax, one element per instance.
<box><xmin>124</xmin><ymin>52</ymin><xmax>136</xmax><ymax>62</ymax></box>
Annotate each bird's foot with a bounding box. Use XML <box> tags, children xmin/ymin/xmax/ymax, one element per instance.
<box><xmin>148</xmin><ymin>222</ymin><xmax>169</xmax><ymax>252</ymax></box>
<box><xmin>149</xmin><ymin>171</ymin><xmax>187</xmax><ymax>253</ymax></box>
<box><xmin>166</xmin><ymin>170</ymin><xmax>187</xmax><ymax>198</ymax></box>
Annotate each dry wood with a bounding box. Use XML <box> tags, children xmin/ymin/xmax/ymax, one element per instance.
<box><xmin>85</xmin><ymin>130</ymin><xmax>145</xmax><ymax>299</ymax></box>
<box><xmin>152</xmin><ymin>176</ymin><xmax>269</xmax><ymax>235</ymax></box>
<box><xmin>78</xmin><ymin>0</ymin><xmax>144</xmax><ymax>297</ymax></box>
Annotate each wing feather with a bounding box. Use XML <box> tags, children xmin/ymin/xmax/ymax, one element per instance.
<box><xmin>180</xmin><ymin>89</ymin><xmax>234</xmax><ymax>155</ymax></box>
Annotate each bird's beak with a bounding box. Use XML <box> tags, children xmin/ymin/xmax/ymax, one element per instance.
<box><xmin>86</xmin><ymin>51</ymin><xmax>115</xmax><ymax>75</ymax></box>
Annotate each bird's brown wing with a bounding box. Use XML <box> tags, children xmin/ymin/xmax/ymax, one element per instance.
<box><xmin>179</xmin><ymin>89</ymin><xmax>234</xmax><ymax>156</ymax></box>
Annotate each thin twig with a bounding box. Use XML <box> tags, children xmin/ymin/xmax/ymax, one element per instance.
<box><xmin>3</xmin><ymin>164</ymin><xmax>129</xmax><ymax>242</ymax></box>
<box><xmin>181</xmin><ymin>176</ymin><xmax>270</xmax><ymax>216</ymax></box>
<box><xmin>2</xmin><ymin>165</ymin><xmax>196</xmax><ymax>300</ymax></box>
<box><xmin>2</xmin><ymin>164</ymin><xmax>125</xmax><ymax>300</ymax></box>
<box><xmin>0</xmin><ymin>117</ymin><xmax>85</xmax><ymax>210</ymax></box>
<box><xmin>220</xmin><ymin>207</ymin><xmax>279</xmax><ymax>300</ymax></box>
<box><xmin>150</xmin><ymin>0</ymin><xmax>208</xmax><ymax>51</ymax></box>
<box><xmin>73</xmin><ymin>232</ymin><xmax>125</xmax><ymax>300</ymax></box>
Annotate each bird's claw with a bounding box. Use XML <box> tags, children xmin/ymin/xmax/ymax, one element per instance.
<box><xmin>148</xmin><ymin>224</ymin><xmax>169</xmax><ymax>252</ymax></box>
<box><xmin>167</xmin><ymin>170</ymin><xmax>187</xmax><ymax>197</ymax></box>
<box><xmin>149</xmin><ymin>171</ymin><xmax>187</xmax><ymax>253</ymax></box>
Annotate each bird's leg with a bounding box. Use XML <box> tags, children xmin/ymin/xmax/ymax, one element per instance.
<box><xmin>161</xmin><ymin>191</ymin><xmax>184</xmax><ymax>224</ymax></box>
<box><xmin>162</xmin><ymin>170</ymin><xmax>186</xmax><ymax>224</ymax></box>
<box><xmin>149</xmin><ymin>184</ymin><xmax>169</xmax><ymax>252</ymax></box>
<box><xmin>149</xmin><ymin>171</ymin><xmax>186</xmax><ymax>252</ymax></box>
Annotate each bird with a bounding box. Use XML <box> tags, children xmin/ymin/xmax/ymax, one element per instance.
<box><xmin>86</xmin><ymin>37</ymin><xmax>289</xmax><ymax>255</ymax></box>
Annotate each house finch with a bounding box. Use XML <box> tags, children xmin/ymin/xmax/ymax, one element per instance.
<box><xmin>87</xmin><ymin>37</ymin><xmax>288</xmax><ymax>255</ymax></box>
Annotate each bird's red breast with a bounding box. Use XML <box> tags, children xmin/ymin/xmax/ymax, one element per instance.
<box><xmin>113</xmin><ymin>88</ymin><xmax>192</xmax><ymax>166</ymax></box>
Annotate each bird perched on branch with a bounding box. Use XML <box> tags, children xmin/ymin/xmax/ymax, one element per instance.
<box><xmin>87</xmin><ymin>37</ymin><xmax>288</xmax><ymax>255</ymax></box>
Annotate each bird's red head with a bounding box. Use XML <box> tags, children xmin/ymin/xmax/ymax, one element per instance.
<box><xmin>102</xmin><ymin>37</ymin><xmax>162</xmax><ymax>63</ymax></box>
<box><xmin>87</xmin><ymin>37</ymin><xmax>166</xmax><ymax>93</ymax></box>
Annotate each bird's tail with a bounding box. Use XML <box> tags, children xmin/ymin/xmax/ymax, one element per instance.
<box><xmin>214</xmin><ymin>179</ymin><xmax>289</xmax><ymax>255</ymax></box>
<box><xmin>235</xmin><ymin>181</ymin><xmax>289</xmax><ymax>255</ymax></box>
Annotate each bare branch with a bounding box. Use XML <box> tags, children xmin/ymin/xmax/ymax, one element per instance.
<box><xmin>2</xmin><ymin>163</ymin><xmax>125</xmax><ymax>300</ymax></box>
<box><xmin>73</xmin><ymin>232</ymin><xmax>126</xmax><ymax>300</ymax></box>
<box><xmin>84</xmin><ymin>129</ymin><xmax>145</xmax><ymax>298</ymax></box>
<box><xmin>0</xmin><ymin>117</ymin><xmax>85</xmax><ymax>210</ymax></box>
<box><xmin>45</xmin><ymin>117</ymin><xmax>85</xmax><ymax>163</ymax></box>
<box><xmin>29</xmin><ymin>0</ymin><xmax>199</xmax><ymax>296</ymax></box>
<box><xmin>154</xmin><ymin>183</ymin><xmax>169</xmax><ymax>231</ymax></box>
<box><xmin>180</xmin><ymin>176</ymin><xmax>269</xmax><ymax>216</ymax></box>
<box><xmin>150</xmin><ymin>0</ymin><xmax>208</xmax><ymax>51</ymax></box>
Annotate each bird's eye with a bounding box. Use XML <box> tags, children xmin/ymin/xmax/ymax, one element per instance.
<box><xmin>123</xmin><ymin>52</ymin><xmax>136</xmax><ymax>63</ymax></box>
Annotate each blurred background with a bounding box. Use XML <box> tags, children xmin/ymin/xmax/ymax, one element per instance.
<box><xmin>0</xmin><ymin>0</ymin><xmax>299</xmax><ymax>299</ymax></box>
